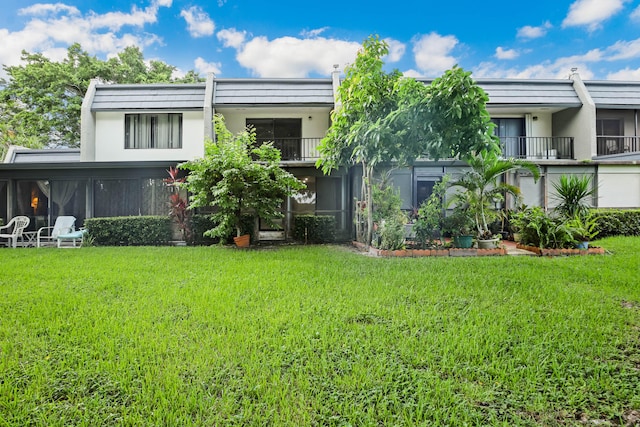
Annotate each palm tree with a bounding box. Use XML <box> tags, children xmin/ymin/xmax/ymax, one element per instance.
<box><xmin>451</xmin><ymin>150</ymin><xmax>541</xmax><ymax>239</ymax></box>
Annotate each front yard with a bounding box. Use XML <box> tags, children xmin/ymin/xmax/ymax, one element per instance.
<box><xmin>1</xmin><ymin>237</ymin><xmax>639</xmax><ymax>426</ymax></box>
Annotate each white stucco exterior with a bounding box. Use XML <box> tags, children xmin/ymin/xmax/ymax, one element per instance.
<box><xmin>598</xmin><ymin>165</ymin><xmax>640</xmax><ymax>208</ymax></box>
<box><xmin>93</xmin><ymin>111</ymin><xmax>205</xmax><ymax>162</ymax></box>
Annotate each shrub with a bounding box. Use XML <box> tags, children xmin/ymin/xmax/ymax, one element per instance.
<box><xmin>293</xmin><ymin>215</ymin><xmax>336</xmax><ymax>244</ymax></box>
<box><xmin>512</xmin><ymin>207</ymin><xmax>574</xmax><ymax>249</ymax></box>
<box><xmin>84</xmin><ymin>216</ymin><xmax>172</xmax><ymax>246</ymax></box>
<box><xmin>592</xmin><ymin>209</ymin><xmax>640</xmax><ymax>238</ymax></box>
<box><xmin>189</xmin><ymin>214</ymin><xmax>218</xmax><ymax>245</ymax></box>
<box><xmin>378</xmin><ymin>214</ymin><xmax>406</xmax><ymax>250</ymax></box>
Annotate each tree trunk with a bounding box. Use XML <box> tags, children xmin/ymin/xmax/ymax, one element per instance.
<box><xmin>364</xmin><ymin>162</ymin><xmax>374</xmax><ymax>248</ymax></box>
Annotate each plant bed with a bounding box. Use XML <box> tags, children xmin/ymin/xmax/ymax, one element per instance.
<box><xmin>353</xmin><ymin>241</ymin><xmax>507</xmax><ymax>257</ymax></box>
<box><xmin>516</xmin><ymin>243</ymin><xmax>606</xmax><ymax>256</ymax></box>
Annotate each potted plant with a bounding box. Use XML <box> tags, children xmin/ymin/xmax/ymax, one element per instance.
<box><xmin>566</xmin><ymin>212</ymin><xmax>599</xmax><ymax>249</ymax></box>
<box><xmin>451</xmin><ymin>149</ymin><xmax>540</xmax><ymax>248</ymax></box>
<box><xmin>442</xmin><ymin>205</ymin><xmax>475</xmax><ymax>248</ymax></box>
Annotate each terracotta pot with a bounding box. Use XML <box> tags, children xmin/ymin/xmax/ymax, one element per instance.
<box><xmin>233</xmin><ymin>234</ymin><xmax>250</xmax><ymax>248</ymax></box>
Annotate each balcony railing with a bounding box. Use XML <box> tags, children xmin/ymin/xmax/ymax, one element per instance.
<box><xmin>499</xmin><ymin>136</ymin><xmax>575</xmax><ymax>160</ymax></box>
<box><xmin>597</xmin><ymin>136</ymin><xmax>640</xmax><ymax>156</ymax></box>
<box><xmin>256</xmin><ymin>138</ymin><xmax>322</xmax><ymax>161</ymax></box>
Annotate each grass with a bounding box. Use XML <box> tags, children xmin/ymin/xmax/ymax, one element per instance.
<box><xmin>1</xmin><ymin>237</ymin><xmax>639</xmax><ymax>426</ymax></box>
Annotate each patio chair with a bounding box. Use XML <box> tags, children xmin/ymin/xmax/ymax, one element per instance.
<box><xmin>0</xmin><ymin>216</ymin><xmax>30</xmax><ymax>248</ymax></box>
<box><xmin>56</xmin><ymin>228</ymin><xmax>87</xmax><ymax>248</ymax></box>
<box><xmin>37</xmin><ymin>216</ymin><xmax>76</xmax><ymax>248</ymax></box>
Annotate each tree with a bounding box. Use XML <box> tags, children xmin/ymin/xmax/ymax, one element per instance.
<box><xmin>450</xmin><ymin>149</ymin><xmax>540</xmax><ymax>239</ymax></box>
<box><xmin>317</xmin><ymin>36</ymin><xmax>425</xmax><ymax>246</ymax></box>
<box><xmin>317</xmin><ymin>35</ymin><xmax>499</xmax><ymax>246</ymax></box>
<box><xmin>0</xmin><ymin>44</ymin><xmax>202</xmax><ymax>153</ymax></box>
<box><xmin>180</xmin><ymin>115</ymin><xmax>305</xmax><ymax>242</ymax></box>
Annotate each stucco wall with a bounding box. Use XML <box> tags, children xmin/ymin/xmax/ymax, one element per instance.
<box><xmin>94</xmin><ymin>111</ymin><xmax>205</xmax><ymax>162</ymax></box>
<box><xmin>598</xmin><ymin>165</ymin><xmax>640</xmax><ymax>208</ymax></box>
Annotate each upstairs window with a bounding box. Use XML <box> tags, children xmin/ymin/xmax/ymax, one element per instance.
<box><xmin>125</xmin><ymin>113</ymin><xmax>182</xmax><ymax>149</ymax></box>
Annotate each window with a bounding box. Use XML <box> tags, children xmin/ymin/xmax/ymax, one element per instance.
<box><xmin>596</xmin><ymin>118</ymin><xmax>624</xmax><ymax>154</ymax></box>
<box><xmin>246</xmin><ymin>118</ymin><xmax>301</xmax><ymax>160</ymax></box>
<box><xmin>125</xmin><ymin>114</ymin><xmax>182</xmax><ymax>149</ymax></box>
<box><xmin>492</xmin><ymin>118</ymin><xmax>525</xmax><ymax>158</ymax></box>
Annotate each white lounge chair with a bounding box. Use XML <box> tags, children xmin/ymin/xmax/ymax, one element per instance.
<box><xmin>0</xmin><ymin>216</ymin><xmax>31</xmax><ymax>248</ymax></box>
<box><xmin>37</xmin><ymin>216</ymin><xmax>76</xmax><ymax>248</ymax></box>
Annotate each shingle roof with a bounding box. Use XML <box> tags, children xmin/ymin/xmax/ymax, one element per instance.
<box><xmin>476</xmin><ymin>79</ymin><xmax>582</xmax><ymax>107</ymax></box>
<box><xmin>212</xmin><ymin>79</ymin><xmax>334</xmax><ymax>106</ymax></box>
<box><xmin>585</xmin><ymin>81</ymin><xmax>640</xmax><ymax>108</ymax></box>
<box><xmin>91</xmin><ymin>84</ymin><xmax>206</xmax><ymax>111</ymax></box>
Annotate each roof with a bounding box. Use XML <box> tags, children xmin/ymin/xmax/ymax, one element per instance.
<box><xmin>91</xmin><ymin>84</ymin><xmax>206</xmax><ymax>111</ymax></box>
<box><xmin>212</xmin><ymin>78</ymin><xmax>334</xmax><ymax>106</ymax></box>
<box><xmin>584</xmin><ymin>81</ymin><xmax>640</xmax><ymax>108</ymax></box>
<box><xmin>476</xmin><ymin>79</ymin><xmax>582</xmax><ymax>107</ymax></box>
<box><xmin>414</xmin><ymin>78</ymin><xmax>582</xmax><ymax>108</ymax></box>
<box><xmin>4</xmin><ymin>147</ymin><xmax>81</xmax><ymax>164</ymax></box>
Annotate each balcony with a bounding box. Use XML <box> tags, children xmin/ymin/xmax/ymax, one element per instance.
<box><xmin>597</xmin><ymin>136</ymin><xmax>640</xmax><ymax>156</ymax></box>
<box><xmin>499</xmin><ymin>136</ymin><xmax>575</xmax><ymax>160</ymax></box>
<box><xmin>256</xmin><ymin>138</ymin><xmax>322</xmax><ymax>161</ymax></box>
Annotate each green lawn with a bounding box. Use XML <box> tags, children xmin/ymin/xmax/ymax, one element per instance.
<box><xmin>1</xmin><ymin>237</ymin><xmax>639</xmax><ymax>426</ymax></box>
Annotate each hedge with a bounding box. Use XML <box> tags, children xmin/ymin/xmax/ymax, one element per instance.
<box><xmin>293</xmin><ymin>215</ymin><xmax>336</xmax><ymax>244</ymax></box>
<box><xmin>84</xmin><ymin>216</ymin><xmax>172</xmax><ymax>246</ymax></box>
<box><xmin>592</xmin><ymin>209</ymin><xmax>640</xmax><ymax>238</ymax></box>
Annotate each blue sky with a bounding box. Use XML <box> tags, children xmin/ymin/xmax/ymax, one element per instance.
<box><xmin>1</xmin><ymin>0</ymin><xmax>640</xmax><ymax>81</ymax></box>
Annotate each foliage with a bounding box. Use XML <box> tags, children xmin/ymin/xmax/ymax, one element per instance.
<box><xmin>413</xmin><ymin>176</ymin><xmax>450</xmax><ymax>248</ymax></box>
<box><xmin>180</xmin><ymin>115</ymin><xmax>305</xmax><ymax>241</ymax></box>
<box><xmin>566</xmin><ymin>212</ymin><xmax>600</xmax><ymax>242</ymax></box>
<box><xmin>84</xmin><ymin>216</ymin><xmax>172</xmax><ymax>246</ymax></box>
<box><xmin>0</xmin><ymin>44</ymin><xmax>201</xmax><ymax>153</ymax></box>
<box><xmin>511</xmin><ymin>207</ymin><xmax>575</xmax><ymax>249</ymax></box>
<box><xmin>551</xmin><ymin>174</ymin><xmax>597</xmax><ymax>219</ymax></box>
<box><xmin>316</xmin><ymin>35</ymin><xmax>497</xmax><ymax>247</ymax></box>
<box><xmin>164</xmin><ymin>166</ymin><xmax>191</xmax><ymax>242</ymax></box>
<box><xmin>293</xmin><ymin>215</ymin><xmax>337</xmax><ymax>244</ymax></box>
<box><xmin>442</xmin><ymin>205</ymin><xmax>475</xmax><ymax>237</ymax></box>
<box><xmin>1</xmin><ymin>239</ymin><xmax>640</xmax><ymax>425</ymax></box>
<box><xmin>386</xmin><ymin>66</ymin><xmax>499</xmax><ymax>161</ymax></box>
<box><xmin>451</xmin><ymin>150</ymin><xmax>540</xmax><ymax>239</ymax></box>
<box><xmin>372</xmin><ymin>178</ymin><xmax>403</xmax><ymax>224</ymax></box>
<box><xmin>592</xmin><ymin>209</ymin><xmax>640</xmax><ymax>238</ymax></box>
<box><xmin>378</xmin><ymin>212</ymin><xmax>406</xmax><ymax>250</ymax></box>
<box><xmin>370</xmin><ymin>179</ymin><xmax>406</xmax><ymax>250</ymax></box>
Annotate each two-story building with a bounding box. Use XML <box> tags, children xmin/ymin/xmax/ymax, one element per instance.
<box><xmin>1</xmin><ymin>69</ymin><xmax>639</xmax><ymax>239</ymax></box>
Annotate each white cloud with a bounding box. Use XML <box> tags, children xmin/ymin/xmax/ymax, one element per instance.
<box><xmin>607</xmin><ymin>67</ymin><xmax>640</xmax><ymax>80</ymax></box>
<box><xmin>0</xmin><ymin>0</ymin><xmax>170</xmax><ymax>79</ymax></box>
<box><xmin>562</xmin><ymin>0</ymin><xmax>630</xmax><ymax>30</ymax></box>
<box><xmin>495</xmin><ymin>47</ymin><xmax>519</xmax><ymax>60</ymax></box>
<box><xmin>300</xmin><ymin>27</ymin><xmax>329</xmax><ymax>38</ymax></box>
<box><xmin>631</xmin><ymin>5</ymin><xmax>640</xmax><ymax>20</ymax></box>
<box><xmin>194</xmin><ymin>57</ymin><xmax>222</xmax><ymax>75</ymax></box>
<box><xmin>412</xmin><ymin>32</ymin><xmax>458</xmax><ymax>77</ymax></box>
<box><xmin>18</xmin><ymin>3</ymin><xmax>80</xmax><ymax>16</ymax></box>
<box><xmin>517</xmin><ymin>21</ymin><xmax>552</xmax><ymax>39</ymax></box>
<box><xmin>230</xmin><ymin>35</ymin><xmax>360</xmax><ymax>77</ymax></box>
<box><xmin>384</xmin><ymin>38</ymin><xmax>405</xmax><ymax>63</ymax></box>
<box><xmin>217</xmin><ymin>28</ymin><xmax>247</xmax><ymax>49</ymax></box>
<box><xmin>180</xmin><ymin>6</ymin><xmax>215</xmax><ymax>38</ymax></box>
<box><xmin>604</xmin><ymin>38</ymin><xmax>640</xmax><ymax>60</ymax></box>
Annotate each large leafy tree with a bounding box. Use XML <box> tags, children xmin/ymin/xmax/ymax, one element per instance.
<box><xmin>317</xmin><ymin>35</ymin><xmax>498</xmax><ymax>246</ymax></box>
<box><xmin>0</xmin><ymin>44</ymin><xmax>201</xmax><ymax>154</ymax></box>
<box><xmin>180</xmin><ymin>115</ymin><xmax>305</xmax><ymax>242</ymax></box>
<box><xmin>316</xmin><ymin>36</ymin><xmax>427</xmax><ymax>245</ymax></box>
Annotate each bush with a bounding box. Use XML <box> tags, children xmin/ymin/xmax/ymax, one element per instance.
<box><xmin>293</xmin><ymin>215</ymin><xmax>336</xmax><ymax>244</ymax></box>
<box><xmin>84</xmin><ymin>216</ymin><xmax>172</xmax><ymax>246</ymax></box>
<box><xmin>512</xmin><ymin>207</ymin><xmax>574</xmax><ymax>249</ymax></box>
<box><xmin>592</xmin><ymin>209</ymin><xmax>640</xmax><ymax>238</ymax></box>
<box><xmin>189</xmin><ymin>214</ymin><xmax>218</xmax><ymax>245</ymax></box>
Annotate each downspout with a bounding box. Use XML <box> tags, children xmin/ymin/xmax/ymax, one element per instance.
<box><xmin>204</xmin><ymin>72</ymin><xmax>215</xmax><ymax>142</ymax></box>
